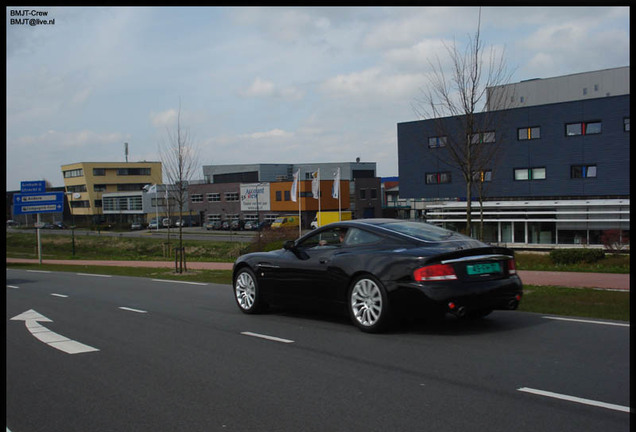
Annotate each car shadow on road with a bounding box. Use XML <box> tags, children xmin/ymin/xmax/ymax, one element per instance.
<box><xmin>259</xmin><ymin>303</ymin><xmax>548</xmax><ymax>336</ymax></box>
<box><xmin>398</xmin><ymin>311</ymin><xmax>550</xmax><ymax>336</ymax></box>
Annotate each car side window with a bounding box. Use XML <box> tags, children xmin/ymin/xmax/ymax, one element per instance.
<box><xmin>343</xmin><ymin>228</ymin><xmax>382</xmax><ymax>246</ymax></box>
<box><xmin>300</xmin><ymin>228</ymin><xmax>347</xmax><ymax>249</ymax></box>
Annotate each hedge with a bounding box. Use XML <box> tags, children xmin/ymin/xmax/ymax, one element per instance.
<box><xmin>549</xmin><ymin>248</ymin><xmax>606</xmax><ymax>265</ymax></box>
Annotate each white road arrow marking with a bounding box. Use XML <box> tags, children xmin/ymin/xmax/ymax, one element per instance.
<box><xmin>10</xmin><ymin>309</ymin><xmax>99</xmax><ymax>355</ymax></box>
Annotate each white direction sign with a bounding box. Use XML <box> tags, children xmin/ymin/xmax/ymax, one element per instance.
<box><xmin>11</xmin><ymin>309</ymin><xmax>99</xmax><ymax>354</ymax></box>
<box><xmin>13</xmin><ymin>191</ymin><xmax>65</xmax><ymax>215</ymax></box>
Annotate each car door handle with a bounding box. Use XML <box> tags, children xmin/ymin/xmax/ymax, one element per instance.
<box><xmin>319</xmin><ymin>257</ymin><xmax>329</xmax><ymax>264</ymax></box>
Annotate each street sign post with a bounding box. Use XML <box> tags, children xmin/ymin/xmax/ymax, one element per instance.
<box><xmin>13</xmin><ymin>192</ymin><xmax>65</xmax><ymax>215</ymax></box>
<box><xmin>13</xmin><ymin>182</ymin><xmax>65</xmax><ymax>264</ymax></box>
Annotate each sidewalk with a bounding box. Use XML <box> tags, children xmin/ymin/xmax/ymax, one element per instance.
<box><xmin>6</xmin><ymin>258</ymin><xmax>630</xmax><ymax>291</ymax></box>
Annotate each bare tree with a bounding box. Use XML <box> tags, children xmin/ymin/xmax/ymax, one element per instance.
<box><xmin>159</xmin><ymin>101</ymin><xmax>200</xmax><ymax>273</ymax></box>
<box><xmin>413</xmin><ymin>9</ymin><xmax>514</xmax><ymax>238</ymax></box>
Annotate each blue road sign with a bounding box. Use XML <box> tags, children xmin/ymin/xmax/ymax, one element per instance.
<box><xmin>20</xmin><ymin>181</ymin><xmax>46</xmax><ymax>194</ymax></box>
<box><xmin>13</xmin><ymin>192</ymin><xmax>65</xmax><ymax>215</ymax></box>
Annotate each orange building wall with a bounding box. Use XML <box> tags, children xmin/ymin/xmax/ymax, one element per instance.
<box><xmin>270</xmin><ymin>180</ymin><xmax>350</xmax><ymax>212</ymax></box>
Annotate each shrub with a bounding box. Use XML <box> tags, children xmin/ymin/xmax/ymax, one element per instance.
<box><xmin>601</xmin><ymin>229</ymin><xmax>629</xmax><ymax>253</ymax></box>
<box><xmin>549</xmin><ymin>248</ymin><xmax>606</xmax><ymax>265</ymax></box>
<box><xmin>247</xmin><ymin>227</ymin><xmax>298</xmax><ymax>253</ymax></box>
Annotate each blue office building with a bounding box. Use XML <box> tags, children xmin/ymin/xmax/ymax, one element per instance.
<box><xmin>397</xmin><ymin>67</ymin><xmax>629</xmax><ymax>248</ymax></box>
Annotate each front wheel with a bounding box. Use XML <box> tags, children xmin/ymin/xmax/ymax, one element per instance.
<box><xmin>233</xmin><ymin>268</ymin><xmax>265</xmax><ymax>314</ymax></box>
<box><xmin>348</xmin><ymin>275</ymin><xmax>391</xmax><ymax>333</ymax></box>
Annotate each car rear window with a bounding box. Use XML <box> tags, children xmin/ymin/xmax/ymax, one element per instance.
<box><xmin>377</xmin><ymin>221</ymin><xmax>456</xmax><ymax>242</ymax></box>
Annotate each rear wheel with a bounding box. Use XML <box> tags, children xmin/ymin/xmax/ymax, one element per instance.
<box><xmin>234</xmin><ymin>268</ymin><xmax>265</xmax><ymax>314</ymax></box>
<box><xmin>348</xmin><ymin>275</ymin><xmax>391</xmax><ymax>333</ymax></box>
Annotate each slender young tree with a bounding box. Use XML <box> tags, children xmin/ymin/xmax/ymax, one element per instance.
<box><xmin>413</xmin><ymin>9</ymin><xmax>514</xmax><ymax>238</ymax></box>
<box><xmin>159</xmin><ymin>101</ymin><xmax>200</xmax><ymax>273</ymax></box>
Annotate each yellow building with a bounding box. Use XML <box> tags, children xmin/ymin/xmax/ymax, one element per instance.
<box><xmin>61</xmin><ymin>161</ymin><xmax>162</xmax><ymax>223</ymax></box>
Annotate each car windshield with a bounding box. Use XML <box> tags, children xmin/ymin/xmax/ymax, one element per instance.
<box><xmin>376</xmin><ymin>220</ymin><xmax>457</xmax><ymax>242</ymax></box>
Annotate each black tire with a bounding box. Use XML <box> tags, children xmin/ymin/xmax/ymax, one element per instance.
<box><xmin>348</xmin><ymin>274</ymin><xmax>391</xmax><ymax>333</ymax></box>
<box><xmin>233</xmin><ymin>267</ymin><xmax>265</xmax><ymax>314</ymax></box>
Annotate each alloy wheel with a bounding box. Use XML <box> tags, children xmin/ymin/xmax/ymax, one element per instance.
<box><xmin>350</xmin><ymin>277</ymin><xmax>384</xmax><ymax>328</ymax></box>
<box><xmin>235</xmin><ymin>270</ymin><xmax>256</xmax><ymax>311</ymax></box>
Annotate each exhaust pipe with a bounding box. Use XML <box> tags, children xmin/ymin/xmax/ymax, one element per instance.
<box><xmin>448</xmin><ymin>302</ymin><xmax>467</xmax><ymax>317</ymax></box>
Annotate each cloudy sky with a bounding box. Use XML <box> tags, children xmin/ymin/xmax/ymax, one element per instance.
<box><xmin>6</xmin><ymin>6</ymin><xmax>629</xmax><ymax>191</ymax></box>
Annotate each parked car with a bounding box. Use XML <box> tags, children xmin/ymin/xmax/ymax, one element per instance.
<box><xmin>221</xmin><ymin>221</ymin><xmax>230</xmax><ymax>230</ymax></box>
<box><xmin>206</xmin><ymin>221</ymin><xmax>222</xmax><ymax>230</ymax></box>
<box><xmin>148</xmin><ymin>219</ymin><xmax>159</xmax><ymax>229</ymax></box>
<box><xmin>131</xmin><ymin>222</ymin><xmax>143</xmax><ymax>230</ymax></box>
<box><xmin>53</xmin><ymin>221</ymin><xmax>68</xmax><ymax>229</ymax></box>
<box><xmin>232</xmin><ymin>219</ymin><xmax>523</xmax><ymax>333</ymax></box>
<box><xmin>230</xmin><ymin>219</ymin><xmax>245</xmax><ymax>231</ymax></box>
<box><xmin>175</xmin><ymin>220</ymin><xmax>185</xmax><ymax>227</ymax></box>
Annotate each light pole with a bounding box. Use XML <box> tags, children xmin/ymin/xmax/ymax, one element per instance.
<box><xmin>67</xmin><ymin>192</ymin><xmax>79</xmax><ymax>256</ymax></box>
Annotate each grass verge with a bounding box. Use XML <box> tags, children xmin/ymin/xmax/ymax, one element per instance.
<box><xmin>6</xmin><ymin>263</ymin><xmax>629</xmax><ymax>322</ymax></box>
<box><xmin>519</xmin><ymin>285</ymin><xmax>629</xmax><ymax>322</ymax></box>
<box><xmin>6</xmin><ymin>263</ymin><xmax>233</xmax><ymax>285</ymax></box>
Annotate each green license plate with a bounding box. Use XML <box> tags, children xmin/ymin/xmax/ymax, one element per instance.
<box><xmin>466</xmin><ymin>262</ymin><xmax>501</xmax><ymax>275</ymax></box>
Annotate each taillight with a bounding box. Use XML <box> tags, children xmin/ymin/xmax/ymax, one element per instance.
<box><xmin>508</xmin><ymin>259</ymin><xmax>517</xmax><ymax>275</ymax></box>
<box><xmin>414</xmin><ymin>264</ymin><xmax>458</xmax><ymax>282</ymax></box>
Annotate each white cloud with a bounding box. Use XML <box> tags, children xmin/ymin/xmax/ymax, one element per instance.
<box><xmin>241</xmin><ymin>77</ymin><xmax>275</xmax><ymax>97</ymax></box>
<box><xmin>239</xmin><ymin>77</ymin><xmax>305</xmax><ymax>101</ymax></box>
<box><xmin>150</xmin><ymin>109</ymin><xmax>179</xmax><ymax>128</ymax></box>
<box><xmin>240</xmin><ymin>129</ymin><xmax>294</xmax><ymax>140</ymax></box>
<box><xmin>321</xmin><ymin>68</ymin><xmax>424</xmax><ymax>101</ymax></box>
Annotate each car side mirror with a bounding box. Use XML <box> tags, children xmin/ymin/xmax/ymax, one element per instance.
<box><xmin>284</xmin><ymin>240</ymin><xmax>309</xmax><ymax>260</ymax></box>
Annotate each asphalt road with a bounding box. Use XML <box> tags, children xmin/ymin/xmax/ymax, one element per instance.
<box><xmin>6</xmin><ymin>269</ymin><xmax>630</xmax><ymax>432</ymax></box>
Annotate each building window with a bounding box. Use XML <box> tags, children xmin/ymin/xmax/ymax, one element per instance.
<box><xmin>93</xmin><ymin>168</ymin><xmax>106</xmax><ymax>176</ymax></box>
<box><xmin>104</xmin><ymin>196</ymin><xmax>143</xmax><ymax>211</ymax></box>
<box><xmin>624</xmin><ymin>118</ymin><xmax>630</xmax><ymax>132</ymax></box>
<box><xmin>207</xmin><ymin>193</ymin><xmax>220</xmax><ymax>202</ymax></box>
<box><xmin>207</xmin><ymin>214</ymin><xmax>221</xmax><ymax>222</ymax></box>
<box><xmin>470</xmin><ymin>131</ymin><xmax>495</xmax><ymax>144</ymax></box>
<box><xmin>63</xmin><ymin>168</ymin><xmax>84</xmax><ymax>178</ymax></box>
<box><xmin>571</xmin><ymin>165</ymin><xmax>597</xmax><ymax>179</ymax></box>
<box><xmin>191</xmin><ymin>194</ymin><xmax>203</xmax><ymax>203</ymax></box>
<box><xmin>70</xmin><ymin>200</ymin><xmax>90</xmax><ymax>208</ymax></box>
<box><xmin>426</xmin><ymin>172</ymin><xmax>452</xmax><ymax>184</ymax></box>
<box><xmin>360</xmin><ymin>189</ymin><xmax>366</xmax><ymax>199</ymax></box>
<box><xmin>566</xmin><ymin>121</ymin><xmax>602</xmax><ymax>136</ymax></box>
<box><xmin>428</xmin><ymin>136</ymin><xmax>447</xmax><ymax>148</ymax></box>
<box><xmin>93</xmin><ymin>184</ymin><xmax>106</xmax><ymax>192</ymax></box>
<box><xmin>276</xmin><ymin>191</ymin><xmax>282</xmax><ymax>201</ymax></box>
<box><xmin>284</xmin><ymin>191</ymin><xmax>291</xmax><ymax>201</ymax></box>
<box><xmin>225</xmin><ymin>192</ymin><xmax>239</xmax><ymax>202</ymax></box>
<box><xmin>117</xmin><ymin>168</ymin><xmax>151</xmax><ymax>176</ymax></box>
<box><xmin>514</xmin><ymin>167</ymin><xmax>546</xmax><ymax>181</ymax></box>
<box><xmin>517</xmin><ymin>127</ymin><xmax>541</xmax><ymax>141</ymax></box>
<box><xmin>472</xmin><ymin>170</ymin><xmax>492</xmax><ymax>182</ymax></box>
<box><xmin>117</xmin><ymin>184</ymin><xmax>145</xmax><ymax>191</ymax></box>
<box><xmin>66</xmin><ymin>185</ymin><xmax>87</xmax><ymax>193</ymax></box>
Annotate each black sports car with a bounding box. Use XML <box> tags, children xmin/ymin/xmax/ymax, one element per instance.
<box><xmin>232</xmin><ymin>219</ymin><xmax>522</xmax><ymax>332</ymax></box>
